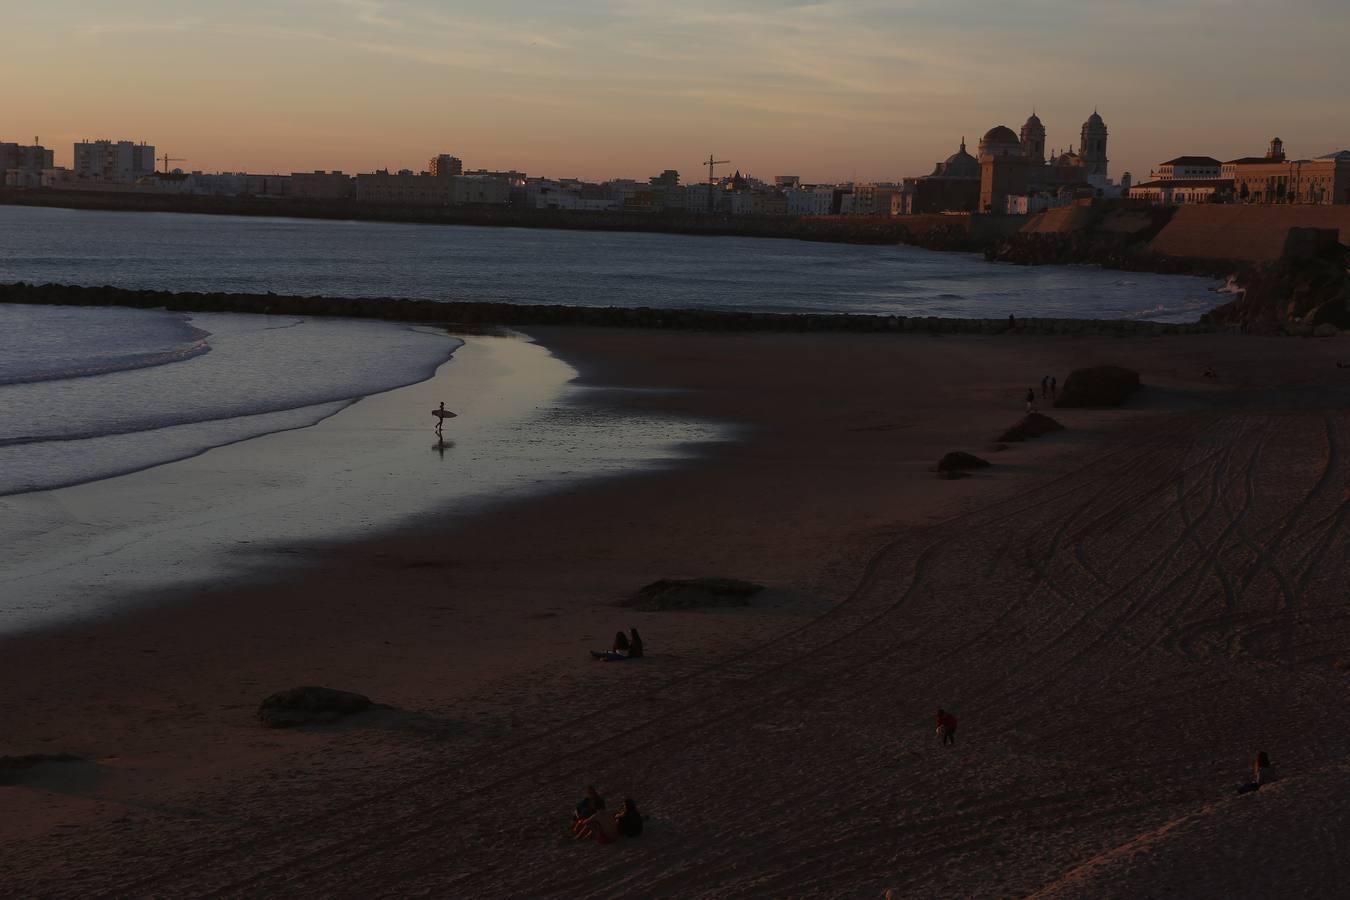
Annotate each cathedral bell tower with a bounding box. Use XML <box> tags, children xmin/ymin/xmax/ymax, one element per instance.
<box><xmin>1080</xmin><ymin>110</ymin><xmax>1108</xmax><ymax>179</ymax></box>
<box><xmin>1020</xmin><ymin>112</ymin><xmax>1046</xmax><ymax>164</ymax></box>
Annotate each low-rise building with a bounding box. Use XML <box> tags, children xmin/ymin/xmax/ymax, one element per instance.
<box><xmin>786</xmin><ymin>184</ymin><xmax>835</xmax><ymax>216</ymax></box>
<box><xmin>1127</xmin><ymin>154</ymin><xmax>1231</xmax><ymax>205</ymax></box>
<box><xmin>1129</xmin><ymin>178</ymin><xmax>1232</xmax><ymax>205</ymax></box>
<box><xmin>355</xmin><ymin>170</ymin><xmax>455</xmax><ymax>205</ymax></box>
<box><xmin>1224</xmin><ymin>138</ymin><xmax>1350</xmax><ymax>205</ymax></box>
<box><xmin>1153</xmin><ymin>156</ymin><xmax>1222</xmax><ymax>180</ymax></box>
<box><xmin>290</xmin><ymin>171</ymin><xmax>353</xmax><ymax>200</ymax></box>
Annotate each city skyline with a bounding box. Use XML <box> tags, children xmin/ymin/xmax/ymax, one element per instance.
<box><xmin>5</xmin><ymin>1</ymin><xmax>1349</xmax><ymax>182</ymax></box>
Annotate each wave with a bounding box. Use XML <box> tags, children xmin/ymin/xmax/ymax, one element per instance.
<box><xmin>0</xmin><ymin>338</ymin><xmax>211</xmax><ymax>387</ymax></box>
<box><xmin>0</xmin><ymin>314</ymin><xmax>463</xmax><ymax>495</ymax></box>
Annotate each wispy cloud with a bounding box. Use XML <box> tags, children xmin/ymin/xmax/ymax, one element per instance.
<box><xmin>81</xmin><ymin>19</ymin><xmax>202</xmax><ymax>37</ymax></box>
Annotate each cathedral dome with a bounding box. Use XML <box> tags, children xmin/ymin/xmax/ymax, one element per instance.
<box><xmin>1023</xmin><ymin>112</ymin><xmax>1044</xmax><ymax>130</ymax></box>
<box><xmin>1085</xmin><ymin>110</ymin><xmax>1105</xmax><ymax>128</ymax></box>
<box><xmin>982</xmin><ymin>125</ymin><xmax>1019</xmax><ymax>146</ymax></box>
<box><xmin>941</xmin><ymin>141</ymin><xmax>980</xmax><ymax>178</ymax></box>
<box><xmin>979</xmin><ymin>125</ymin><xmax>1022</xmax><ymax>159</ymax></box>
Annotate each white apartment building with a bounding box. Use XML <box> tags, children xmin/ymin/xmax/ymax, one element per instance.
<box><xmin>73</xmin><ymin>140</ymin><xmax>156</xmax><ymax>182</ymax></box>
<box><xmin>787</xmin><ymin>185</ymin><xmax>835</xmax><ymax>216</ymax></box>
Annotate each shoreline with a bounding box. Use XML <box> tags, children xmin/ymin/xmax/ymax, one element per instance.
<box><xmin>4</xmin><ymin>327</ymin><xmax>1350</xmax><ymax>895</ymax></box>
<box><xmin>0</xmin><ymin>328</ymin><xmax>722</xmax><ymax>636</ymax></box>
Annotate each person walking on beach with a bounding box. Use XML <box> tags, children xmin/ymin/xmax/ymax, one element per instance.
<box><xmin>936</xmin><ymin>708</ymin><xmax>958</xmax><ymax>746</ymax></box>
<box><xmin>1041</xmin><ymin>376</ymin><xmax>1049</xmax><ymax>399</ymax></box>
<box><xmin>1237</xmin><ymin>751</ymin><xmax>1273</xmax><ymax>794</ymax></box>
<box><xmin>1008</xmin><ymin>313</ymin><xmax>1016</xmax><ymax>332</ymax></box>
<box><xmin>1026</xmin><ymin>388</ymin><xmax>1037</xmax><ymax>414</ymax></box>
<box><xmin>1050</xmin><ymin>376</ymin><xmax>1057</xmax><ymax>400</ymax></box>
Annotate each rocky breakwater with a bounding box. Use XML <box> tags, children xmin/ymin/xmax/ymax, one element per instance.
<box><xmin>0</xmin><ymin>282</ymin><xmax>1216</xmax><ymax>336</ymax></box>
<box><xmin>1201</xmin><ymin>237</ymin><xmax>1350</xmax><ymax>336</ymax></box>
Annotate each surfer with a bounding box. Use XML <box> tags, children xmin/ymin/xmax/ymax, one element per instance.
<box><xmin>433</xmin><ymin>402</ymin><xmax>458</xmax><ymax>434</ymax></box>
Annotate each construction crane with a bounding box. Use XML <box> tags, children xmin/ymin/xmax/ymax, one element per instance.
<box><xmin>160</xmin><ymin>153</ymin><xmax>187</xmax><ymax>174</ymax></box>
<box><xmin>703</xmin><ymin>154</ymin><xmax>729</xmax><ymax>214</ymax></box>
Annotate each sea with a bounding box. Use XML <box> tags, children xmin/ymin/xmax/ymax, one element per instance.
<box><xmin>0</xmin><ymin>204</ymin><xmax>1220</xmax><ymax>630</ymax></box>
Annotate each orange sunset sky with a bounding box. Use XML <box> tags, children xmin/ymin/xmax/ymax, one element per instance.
<box><xmin>4</xmin><ymin>0</ymin><xmax>1348</xmax><ymax>184</ymax></box>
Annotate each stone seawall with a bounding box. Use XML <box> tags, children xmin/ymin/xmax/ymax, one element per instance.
<box><xmin>0</xmin><ymin>282</ymin><xmax>1216</xmax><ymax>336</ymax></box>
<box><xmin>1147</xmin><ymin>206</ymin><xmax>1350</xmax><ymax>263</ymax></box>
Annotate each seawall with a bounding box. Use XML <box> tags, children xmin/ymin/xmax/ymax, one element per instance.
<box><xmin>1147</xmin><ymin>205</ymin><xmax>1350</xmax><ymax>263</ymax></box>
<box><xmin>0</xmin><ymin>282</ymin><xmax>1215</xmax><ymax>336</ymax></box>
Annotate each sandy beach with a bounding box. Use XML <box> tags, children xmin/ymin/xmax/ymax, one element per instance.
<box><xmin>3</xmin><ymin>326</ymin><xmax>1350</xmax><ymax>897</ymax></box>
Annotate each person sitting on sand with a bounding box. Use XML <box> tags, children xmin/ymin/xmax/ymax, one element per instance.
<box><xmin>573</xmin><ymin>785</ymin><xmax>606</xmax><ymax>835</ymax></box>
<box><xmin>627</xmin><ymin>627</ymin><xmax>644</xmax><ymax>659</ymax></box>
<box><xmin>575</xmin><ymin>808</ymin><xmax>621</xmax><ymax>844</ymax></box>
<box><xmin>1237</xmin><ymin>751</ymin><xmax>1273</xmax><ymax>794</ymax></box>
<box><xmin>615</xmin><ymin>797</ymin><xmax>644</xmax><ymax>838</ymax></box>
<box><xmin>936</xmin><ymin>708</ymin><xmax>958</xmax><ymax>746</ymax></box>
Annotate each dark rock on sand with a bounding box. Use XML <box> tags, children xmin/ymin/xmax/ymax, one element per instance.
<box><xmin>0</xmin><ymin>754</ymin><xmax>83</xmax><ymax>785</ymax></box>
<box><xmin>997</xmin><ymin>413</ymin><xmax>1066</xmax><ymax>443</ymax></box>
<box><xmin>936</xmin><ymin>451</ymin><xmax>992</xmax><ymax>473</ymax></box>
<box><xmin>1055</xmin><ymin>366</ymin><xmax>1141</xmax><ymax>408</ymax></box>
<box><xmin>257</xmin><ymin>686</ymin><xmax>373</xmax><ymax>728</ymax></box>
<box><xmin>625</xmin><ymin>577</ymin><xmax>765</xmax><ymax>611</ymax></box>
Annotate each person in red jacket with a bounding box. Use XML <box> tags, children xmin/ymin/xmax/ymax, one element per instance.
<box><xmin>936</xmin><ymin>708</ymin><xmax>958</xmax><ymax>746</ymax></box>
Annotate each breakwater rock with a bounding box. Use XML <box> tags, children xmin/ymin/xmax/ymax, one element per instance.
<box><xmin>0</xmin><ymin>282</ymin><xmax>1217</xmax><ymax>336</ymax></box>
<box><xmin>1056</xmin><ymin>366</ymin><xmax>1141</xmax><ymax>408</ymax></box>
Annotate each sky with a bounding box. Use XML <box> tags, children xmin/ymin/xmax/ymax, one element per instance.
<box><xmin>3</xmin><ymin>0</ymin><xmax>1348</xmax><ymax>184</ymax></box>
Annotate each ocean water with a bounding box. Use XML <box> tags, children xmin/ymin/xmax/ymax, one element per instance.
<box><xmin>0</xmin><ymin>205</ymin><xmax>1219</xmax><ymax>321</ymax></box>
<box><xmin>0</xmin><ymin>305</ymin><xmax>460</xmax><ymax>495</ymax></box>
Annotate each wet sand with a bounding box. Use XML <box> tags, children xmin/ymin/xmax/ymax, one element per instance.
<box><xmin>3</xmin><ymin>328</ymin><xmax>1350</xmax><ymax>897</ymax></box>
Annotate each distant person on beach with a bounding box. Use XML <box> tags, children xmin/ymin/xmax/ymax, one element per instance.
<box><xmin>615</xmin><ymin>798</ymin><xmax>644</xmax><ymax>838</ymax></box>
<box><xmin>573</xmin><ymin>785</ymin><xmax>606</xmax><ymax>835</ymax></box>
<box><xmin>1008</xmin><ymin>313</ymin><xmax>1016</xmax><ymax>332</ymax></box>
<box><xmin>575</xmin><ymin>808</ymin><xmax>621</xmax><ymax>844</ymax></box>
<box><xmin>1026</xmin><ymin>388</ymin><xmax>1037</xmax><ymax>413</ymax></box>
<box><xmin>590</xmin><ymin>629</ymin><xmax>642</xmax><ymax>661</ymax></box>
<box><xmin>1041</xmin><ymin>376</ymin><xmax>1049</xmax><ymax>399</ymax></box>
<box><xmin>1050</xmin><ymin>376</ymin><xmax>1057</xmax><ymax>400</ymax></box>
<box><xmin>1237</xmin><ymin>751</ymin><xmax>1273</xmax><ymax>794</ymax></box>
<box><xmin>936</xmin><ymin>708</ymin><xmax>958</xmax><ymax>745</ymax></box>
